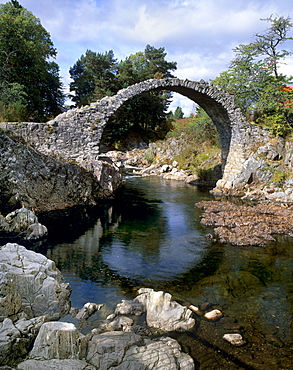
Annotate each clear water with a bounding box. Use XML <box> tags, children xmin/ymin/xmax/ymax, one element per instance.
<box><xmin>40</xmin><ymin>175</ymin><xmax>293</xmax><ymax>369</ymax></box>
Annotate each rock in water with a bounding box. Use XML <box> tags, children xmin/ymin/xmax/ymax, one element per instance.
<box><xmin>134</xmin><ymin>288</ymin><xmax>195</xmax><ymax>331</ymax></box>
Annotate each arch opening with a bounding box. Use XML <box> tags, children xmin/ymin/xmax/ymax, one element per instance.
<box><xmin>99</xmin><ymin>79</ymin><xmax>236</xmax><ymax>172</ymax></box>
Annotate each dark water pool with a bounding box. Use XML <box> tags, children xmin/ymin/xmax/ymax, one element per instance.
<box><xmin>40</xmin><ymin>175</ymin><xmax>293</xmax><ymax>369</ymax></box>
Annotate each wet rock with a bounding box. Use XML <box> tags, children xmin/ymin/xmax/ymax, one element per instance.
<box><xmin>223</xmin><ymin>333</ymin><xmax>246</xmax><ymax>346</ymax></box>
<box><xmin>0</xmin><ymin>243</ymin><xmax>71</xmax><ymax>320</ymax></box>
<box><xmin>134</xmin><ymin>288</ymin><xmax>195</xmax><ymax>331</ymax></box>
<box><xmin>265</xmin><ymin>334</ymin><xmax>284</xmax><ymax>347</ymax></box>
<box><xmin>204</xmin><ymin>309</ymin><xmax>223</xmax><ymax>321</ymax></box>
<box><xmin>199</xmin><ymin>302</ymin><xmax>211</xmax><ymax>311</ymax></box>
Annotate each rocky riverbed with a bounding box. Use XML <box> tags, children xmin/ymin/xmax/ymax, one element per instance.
<box><xmin>196</xmin><ymin>200</ymin><xmax>293</xmax><ymax>246</ymax></box>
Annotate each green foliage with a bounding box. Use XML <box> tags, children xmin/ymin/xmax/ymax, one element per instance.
<box><xmin>0</xmin><ymin>82</ymin><xmax>27</xmax><ymax>121</ymax></box>
<box><xmin>144</xmin><ymin>147</ymin><xmax>156</xmax><ymax>164</ymax></box>
<box><xmin>169</xmin><ymin>111</ymin><xmax>221</xmax><ymax>174</ymax></box>
<box><xmin>255</xmin><ymin>77</ymin><xmax>293</xmax><ymax>136</ymax></box>
<box><xmin>69</xmin><ymin>50</ymin><xmax>118</xmax><ymax>106</ymax></box>
<box><xmin>168</xmin><ymin>107</ymin><xmax>219</xmax><ymax>147</ymax></box>
<box><xmin>0</xmin><ymin>1</ymin><xmax>64</xmax><ymax>121</ymax></box>
<box><xmin>272</xmin><ymin>169</ymin><xmax>287</xmax><ymax>184</ymax></box>
<box><xmin>213</xmin><ymin>15</ymin><xmax>293</xmax><ymax>136</ymax></box>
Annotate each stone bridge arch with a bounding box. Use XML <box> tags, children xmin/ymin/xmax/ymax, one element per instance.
<box><xmin>64</xmin><ymin>77</ymin><xmax>248</xmax><ymax>188</ymax></box>
<box><xmin>1</xmin><ymin>78</ymin><xmax>254</xmax><ymax>190</ymax></box>
<box><xmin>94</xmin><ymin>78</ymin><xmax>246</xmax><ymax>171</ymax></box>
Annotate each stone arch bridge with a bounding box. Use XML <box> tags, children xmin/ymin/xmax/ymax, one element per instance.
<box><xmin>1</xmin><ymin>78</ymin><xmax>266</xmax><ymax>190</ymax></box>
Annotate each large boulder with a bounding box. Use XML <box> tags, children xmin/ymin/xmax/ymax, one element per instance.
<box><xmin>0</xmin><ymin>316</ymin><xmax>48</xmax><ymax>365</ymax></box>
<box><xmin>0</xmin><ymin>243</ymin><xmax>71</xmax><ymax>321</ymax></box>
<box><xmin>112</xmin><ymin>336</ymin><xmax>195</xmax><ymax>370</ymax></box>
<box><xmin>134</xmin><ymin>288</ymin><xmax>195</xmax><ymax>332</ymax></box>
<box><xmin>29</xmin><ymin>321</ymin><xmax>87</xmax><ymax>360</ymax></box>
<box><xmin>17</xmin><ymin>328</ymin><xmax>194</xmax><ymax>369</ymax></box>
<box><xmin>0</xmin><ymin>131</ymin><xmax>122</xmax><ymax>213</ymax></box>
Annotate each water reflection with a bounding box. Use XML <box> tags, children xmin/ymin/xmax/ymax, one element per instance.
<box><xmin>40</xmin><ymin>175</ymin><xmax>293</xmax><ymax>362</ymax></box>
<box><xmin>44</xmin><ymin>177</ymin><xmax>212</xmax><ymax>286</ymax></box>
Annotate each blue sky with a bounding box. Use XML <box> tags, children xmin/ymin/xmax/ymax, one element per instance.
<box><xmin>19</xmin><ymin>0</ymin><xmax>293</xmax><ymax>115</ymax></box>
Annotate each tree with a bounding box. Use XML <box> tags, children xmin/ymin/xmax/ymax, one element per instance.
<box><xmin>0</xmin><ymin>1</ymin><xmax>64</xmax><ymax>121</ymax></box>
<box><xmin>69</xmin><ymin>50</ymin><xmax>118</xmax><ymax>106</ymax></box>
<box><xmin>213</xmin><ymin>15</ymin><xmax>293</xmax><ymax>135</ymax></box>
<box><xmin>173</xmin><ymin>106</ymin><xmax>184</xmax><ymax>120</ymax></box>
<box><xmin>109</xmin><ymin>45</ymin><xmax>177</xmax><ymax>142</ymax></box>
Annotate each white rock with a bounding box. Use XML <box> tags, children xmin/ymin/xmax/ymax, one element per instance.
<box><xmin>29</xmin><ymin>321</ymin><xmax>87</xmax><ymax>360</ymax></box>
<box><xmin>0</xmin><ymin>243</ymin><xmax>71</xmax><ymax>320</ymax></box>
<box><xmin>75</xmin><ymin>302</ymin><xmax>103</xmax><ymax>320</ymax></box>
<box><xmin>204</xmin><ymin>309</ymin><xmax>223</xmax><ymax>321</ymax></box>
<box><xmin>160</xmin><ymin>164</ymin><xmax>172</xmax><ymax>173</ymax></box>
<box><xmin>134</xmin><ymin>288</ymin><xmax>195</xmax><ymax>331</ymax></box>
<box><xmin>223</xmin><ymin>333</ymin><xmax>245</xmax><ymax>346</ymax></box>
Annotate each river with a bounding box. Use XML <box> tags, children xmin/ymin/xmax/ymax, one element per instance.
<box><xmin>39</xmin><ymin>174</ymin><xmax>293</xmax><ymax>369</ymax></box>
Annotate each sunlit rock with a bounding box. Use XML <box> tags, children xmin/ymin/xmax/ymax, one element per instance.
<box><xmin>204</xmin><ymin>309</ymin><xmax>223</xmax><ymax>321</ymax></box>
<box><xmin>0</xmin><ymin>208</ymin><xmax>47</xmax><ymax>241</ymax></box>
<box><xmin>75</xmin><ymin>302</ymin><xmax>103</xmax><ymax>320</ymax></box>
<box><xmin>29</xmin><ymin>322</ymin><xmax>87</xmax><ymax>360</ymax></box>
<box><xmin>0</xmin><ymin>243</ymin><xmax>71</xmax><ymax>320</ymax></box>
<box><xmin>134</xmin><ymin>288</ymin><xmax>195</xmax><ymax>331</ymax></box>
<box><xmin>115</xmin><ymin>300</ymin><xmax>145</xmax><ymax>316</ymax></box>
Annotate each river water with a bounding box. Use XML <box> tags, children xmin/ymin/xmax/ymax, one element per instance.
<box><xmin>40</xmin><ymin>174</ymin><xmax>293</xmax><ymax>369</ymax></box>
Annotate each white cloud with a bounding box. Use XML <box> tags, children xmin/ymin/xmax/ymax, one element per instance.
<box><xmin>20</xmin><ymin>0</ymin><xmax>293</xmax><ymax>110</ymax></box>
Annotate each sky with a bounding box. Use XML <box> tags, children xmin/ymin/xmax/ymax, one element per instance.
<box><xmin>19</xmin><ymin>0</ymin><xmax>293</xmax><ymax>115</ymax></box>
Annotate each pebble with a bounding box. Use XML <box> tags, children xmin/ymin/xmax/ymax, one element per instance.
<box><xmin>223</xmin><ymin>333</ymin><xmax>246</xmax><ymax>346</ymax></box>
<box><xmin>204</xmin><ymin>309</ymin><xmax>223</xmax><ymax>321</ymax></box>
